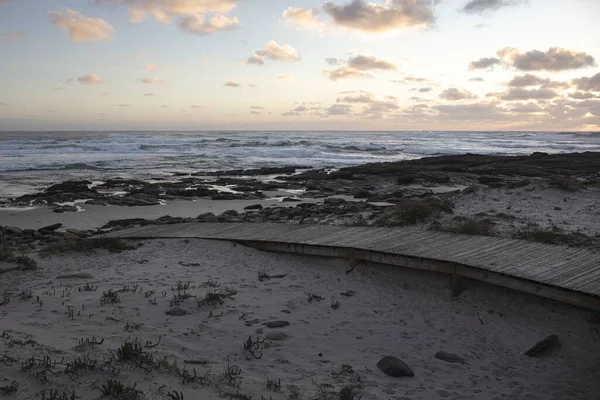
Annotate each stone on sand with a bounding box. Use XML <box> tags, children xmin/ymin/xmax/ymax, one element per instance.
<box><xmin>166</xmin><ymin>307</ymin><xmax>188</xmax><ymax>316</ymax></box>
<box><xmin>377</xmin><ymin>356</ymin><xmax>414</xmax><ymax>377</ymax></box>
<box><xmin>55</xmin><ymin>273</ymin><xmax>94</xmax><ymax>280</ymax></box>
<box><xmin>434</xmin><ymin>351</ymin><xmax>466</xmax><ymax>364</ymax></box>
<box><xmin>266</xmin><ymin>331</ymin><xmax>287</xmax><ymax>341</ymax></box>
<box><xmin>524</xmin><ymin>335</ymin><xmax>560</xmax><ymax>357</ymax></box>
<box><xmin>262</xmin><ymin>320</ymin><xmax>290</xmax><ymax>328</ymax></box>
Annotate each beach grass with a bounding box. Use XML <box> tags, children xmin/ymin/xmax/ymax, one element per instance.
<box><xmin>39</xmin><ymin>237</ymin><xmax>137</xmax><ymax>257</ymax></box>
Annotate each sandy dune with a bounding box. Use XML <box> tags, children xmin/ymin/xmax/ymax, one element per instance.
<box><xmin>1</xmin><ymin>239</ymin><xmax>599</xmax><ymax>399</ymax></box>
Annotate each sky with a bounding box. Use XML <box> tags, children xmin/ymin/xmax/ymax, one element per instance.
<box><xmin>0</xmin><ymin>0</ymin><xmax>599</xmax><ymax>131</ymax></box>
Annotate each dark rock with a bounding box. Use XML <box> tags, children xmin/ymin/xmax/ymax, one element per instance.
<box><xmin>102</xmin><ymin>218</ymin><xmax>150</xmax><ymax>229</ymax></box>
<box><xmin>353</xmin><ymin>190</ymin><xmax>372</xmax><ymax>199</ymax></box>
<box><xmin>244</xmin><ymin>204</ymin><xmax>263</xmax><ymax>211</ymax></box>
<box><xmin>39</xmin><ymin>223</ymin><xmax>62</xmax><ymax>232</ymax></box>
<box><xmin>340</xmin><ymin>290</ymin><xmax>356</xmax><ymax>297</ymax></box>
<box><xmin>46</xmin><ymin>180</ymin><xmax>93</xmax><ymax>194</ymax></box>
<box><xmin>524</xmin><ymin>335</ymin><xmax>560</xmax><ymax>357</ymax></box>
<box><xmin>166</xmin><ymin>307</ymin><xmax>187</xmax><ymax>316</ymax></box>
<box><xmin>262</xmin><ymin>320</ymin><xmax>290</xmax><ymax>328</ymax></box>
<box><xmin>222</xmin><ymin>209</ymin><xmax>238</xmax><ymax>217</ymax></box>
<box><xmin>434</xmin><ymin>351</ymin><xmax>466</xmax><ymax>364</ymax></box>
<box><xmin>4</xmin><ymin>226</ymin><xmax>23</xmax><ymax>235</ymax></box>
<box><xmin>324</xmin><ymin>198</ymin><xmax>346</xmax><ymax>205</ymax></box>
<box><xmin>478</xmin><ymin>175</ymin><xmax>505</xmax><ymax>185</ymax></box>
<box><xmin>52</xmin><ymin>205</ymin><xmax>78</xmax><ymax>213</ymax></box>
<box><xmin>554</xmin><ymin>206</ymin><xmax>562</xmax><ymax>211</ymax></box>
<box><xmin>397</xmin><ymin>175</ymin><xmax>416</xmax><ymax>184</ymax></box>
<box><xmin>376</xmin><ymin>356</ymin><xmax>414</xmax><ymax>377</ymax></box>
<box><xmin>55</xmin><ymin>273</ymin><xmax>94</xmax><ymax>280</ymax></box>
<box><xmin>282</xmin><ymin>197</ymin><xmax>301</xmax><ymax>202</ymax></box>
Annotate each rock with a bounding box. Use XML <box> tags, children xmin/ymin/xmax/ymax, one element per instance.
<box><xmin>4</xmin><ymin>226</ymin><xmax>23</xmax><ymax>235</ymax></box>
<box><xmin>340</xmin><ymin>290</ymin><xmax>355</xmax><ymax>297</ymax></box>
<box><xmin>52</xmin><ymin>205</ymin><xmax>78</xmax><ymax>213</ymax></box>
<box><xmin>282</xmin><ymin>197</ymin><xmax>301</xmax><ymax>202</ymax></box>
<box><xmin>262</xmin><ymin>320</ymin><xmax>290</xmax><ymax>328</ymax></box>
<box><xmin>244</xmin><ymin>204</ymin><xmax>263</xmax><ymax>211</ymax></box>
<box><xmin>266</xmin><ymin>332</ymin><xmax>287</xmax><ymax>341</ymax></box>
<box><xmin>353</xmin><ymin>190</ymin><xmax>372</xmax><ymax>199</ymax></box>
<box><xmin>324</xmin><ymin>197</ymin><xmax>346</xmax><ymax>205</ymax></box>
<box><xmin>63</xmin><ymin>232</ymin><xmax>80</xmax><ymax>240</ymax></box>
<box><xmin>102</xmin><ymin>218</ymin><xmax>149</xmax><ymax>229</ymax></box>
<box><xmin>222</xmin><ymin>209</ymin><xmax>238</xmax><ymax>217</ymax></box>
<box><xmin>524</xmin><ymin>335</ymin><xmax>560</xmax><ymax>357</ymax></box>
<box><xmin>434</xmin><ymin>351</ymin><xmax>466</xmax><ymax>364</ymax></box>
<box><xmin>55</xmin><ymin>273</ymin><xmax>94</xmax><ymax>280</ymax></box>
<box><xmin>376</xmin><ymin>356</ymin><xmax>414</xmax><ymax>378</ymax></box>
<box><xmin>554</xmin><ymin>206</ymin><xmax>562</xmax><ymax>211</ymax></box>
<box><xmin>166</xmin><ymin>307</ymin><xmax>187</xmax><ymax>316</ymax></box>
<box><xmin>39</xmin><ymin>223</ymin><xmax>62</xmax><ymax>232</ymax></box>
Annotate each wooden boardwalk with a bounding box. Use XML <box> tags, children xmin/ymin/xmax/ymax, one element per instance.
<box><xmin>108</xmin><ymin>223</ymin><xmax>600</xmax><ymax>311</ymax></box>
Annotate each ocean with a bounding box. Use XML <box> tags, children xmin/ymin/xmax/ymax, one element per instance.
<box><xmin>1</xmin><ymin>131</ymin><xmax>599</xmax><ymax>197</ymax></box>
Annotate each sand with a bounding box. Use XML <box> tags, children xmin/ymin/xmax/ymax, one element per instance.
<box><xmin>1</xmin><ymin>239</ymin><xmax>599</xmax><ymax>399</ymax></box>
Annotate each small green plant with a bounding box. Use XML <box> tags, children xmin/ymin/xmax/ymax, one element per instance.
<box><xmin>0</xmin><ymin>248</ymin><xmax>37</xmax><ymax>270</ymax></box>
<box><xmin>374</xmin><ymin>198</ymin><xmax>454</xmax><ymax>226</ymax></box>
<box><xmin>258</xmin><ymin>270</ymin><xmax>270</xmax><ymax>282</ymax></box>
<box><xmin>200</xmin><ymin>279</ymin><xmax>220</xmax><ymax>288</ymax></box>
<box><xmin>197</xmin><ymin>288</ymin><xmax>236</xmax><ymax>308</ymax></box>
<box><xmin>266</xmin><ymin>378</ymin><xmax>281</xmax><ymax>392</ymax></box>
<box><xmin>512</xmin><ymin>222</ymin><xmax>598</xmax><ymax>247</ymax></box>
<box><xmin>330</xmin><ymin>297</ymin><xmax>340</xmax><ymax>310</ymax></box>
<box><xmin>115</xmin><ymin>339</ymin><xmax>155</xmax><ymax>372</ymax></box>
<box><xmin>18</xmin><ymin>289</ymin><xmax>33</xmax><ymax>301</ymax></box>
<box><xmin>220</xmin><ymin>389</ymin><xmax>252</xmax><ymax>400</ymax></box>
<box><xmin>172</xmin><ymin>281</ymin><xmax>191</xmax><ymax>291</ymax></box>
<box><xmin>221</xmin><ymin>358</ymin><xmax>243</xmax><ymax>387</ymax></box>
<box><xmin>98</xmin><ymin>380</ymin><xmax>143</xmax><ymax>400</ymax></box>
<box><xmin>100</xmin><ymin>290</ymin><xmax>120</xmax><ymax>306</ymax></box>
<box><xmin>64</xmin><ymin>356</ymin><xmax>98</xmax><ymax>378</ymax></box>
<box><xmin>307</xmin><ymin>293</ymin><xmax>324</xmax><ymax>303</ymax></box>
<box><xmin>40</xmin><ymin>237</ymin><xmax>136</xmax><ymax>257</ymax></box>
<box><xmin>0</xmin><ymin>292</ymin><xmax>9</xmax><ymax>306</ymax></box>
<box><xmin>40</xmin><ymin>389</ymin><xmax>77</xmax><ymax>400</ymax></box>
<box><xmin>0</xmin><ymin>380</ymin><xmax>19</xmax><ymax>395</ymax></box>
<box><xmin>167</xmin><ymin>390</ymin><xmax>184</xmax><ymax>400</ymax></box>
<box><xmin>79</xmin><ymin>283</ymin><xmax>98</xmax><ymax>292</ymax></box>
<box><xmin>243</xmin><ymin>336</ymin><xmax>265</xmax><ymax>359</ymax></box>
<box><xmin>338</xmin><ymin>385</ymin><xmax>362</xmax><ymax>400</ymax></box>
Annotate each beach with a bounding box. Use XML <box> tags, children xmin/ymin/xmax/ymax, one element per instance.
<box><xmin>1</xmin><ymin>238</ymin><xmax>599</xmax><ymax>399</ymax></box>
<box><xmin>1</xmin><ymin>138</ymin><xmax>600</xmax><ymax>399</ymax></box>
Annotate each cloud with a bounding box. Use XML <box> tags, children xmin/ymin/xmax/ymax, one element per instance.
<box><xmin>278</xmin><ymin>74</ymin><xmax>294</xmax><ymax>80</ymax></box>
<box><xmin>326</xmin><ymin>104</ymin><xmax>353</xmax><ymax>115</ymax></box>
<box><xmin>250</xmin><ymin>106</ymin><xmax>263</xmax><ymax>110</ymax></box>
<box><xmin>322</xmin><ymin>0</ymin><xmax>436</xmax><ymax>33</ymax></box>
<box><xmin>335</xmin><ymin>90</ymin><xmax>399</xmax><ymax>118</ymax></box>
<box><xmin>76</xmin><ymin>73</ymin><xmax>103</xmax><ymax>85</ymax></box>
<box><xmin>244</xmin><ymin>41</ymin><xmax>300</xmax><ymax>65</ymax></box>
<box><xmin>97</xmin><ymin>0</ymin><xmax>238</xmax><ymax>23</ymax></box>
<box><xmin>143</xmin><ymin>93</ymin><xmax>155</xmax><ymax>96</ymax></box>
<box><xmin>179</xmin><ymin>13</ymin><xmax>239</xmax><ymax>35</ymax></box>
<box><xmin>507</xmin><ymin>102</ymin><xmax>544</xmax><ymax>113</ymax></box>
<box><xmin>100</xmin><ymin>92</ymin><xmax>110</xmax><ymax>96</ymax></box>
<box><xmin>244</xmin><ymin>55</ymin><xmax>264</xmax><ymax>65</ymax></box>
<box><xmin>440</xmin><ymin>88</ymin><xmax>476</xmax><ymax>100</ymax></box>
<box><xmin>49</xmin><ymin>8</ymin><xmax>114</xmax><ymax>42</ymax></box>
<box><xmin>223</xmin><ymin>80</ymin><xmax>241</xmax><ymax>87</ymax></box>
<box><xmin>116</xmin><ymin>104</ymin><xmax>131</xmax><ymax>107</ymax></box>
<box><xmin>572</xmin><ymin>72</ymin><xmax>600</xmax><ymax>92</ymax></box>
<box><xmin>247</xmin><ymin>84</ymin><xmax>258</xmax><ymax>88</ymax></box>
<box><xmin>506</xmin><ymin>73</ymin><xmax>551</xmax><ymax>87</ymax></box>
<box><xmin>469</xmin><ymin>57</ymin><xmax>500</xmax><ymax>70</ymax></box>
<box><xmin>497</xmin><ymin>47</ymin><xmax>596</xmax><ymax>71</ymax></box>
<box><xmin>0</xmin><ymin>31</ymin><xmax>26</xmax><ymax>42</ymax></box>
<box><xmin>139</xmin><ymin>77</ymin><xmax>167</xmax><ymax>84</ymax></box>
<box><xmin>325</xmin><ymin>55</ymin><xmax>397</xmax><ymax>81</ymax></box>
<box><xmin>462</xmin><ymin>0</ymin><xmax>527</xmax><ymax>14</ymax></box>
<box><xmin>325</xmin><ymin>58</ymin><xmax>341</xmax><ymax>65</ymax></box>
<box><xmin>144</xmin><ymin>64</ymin><xmax>165</xmax><ymax>71</ymax></box>
<box><xmin>0</xmin><ymin>102</ymin><xmax>7</xmax><ymax>106</ymax></box>
<box><xmin>282</xmin><ymin>7</ymin><xmax>321</xmax><ymax>28</ymax></box>
<box><xmin>250</xmin><ymin>110</ymin><xmax>261</xmax><ymax>115</ymax></box>
<box><xmin>492</xmin><ymin>87</ymin><xmax>559</xmax><ymax>101</ymax></box>
<box><xmin>469</xmin><ymin>77</ymin><xmax>485</xmax><ymax>82</ymax></box>
<box><xmin>409</xmin><ymin>87</ymin><xmax>432</xmax><ymax>93</ymax></box>
<box><xmin>257</xmin><ymin>41</ymin><xmax>301</xmax><ymax>62</ymax></box>
<box><xmin>569</xmin><ymin>91</ymin><xmax>597</xmax><ymax>100</ymax></box>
